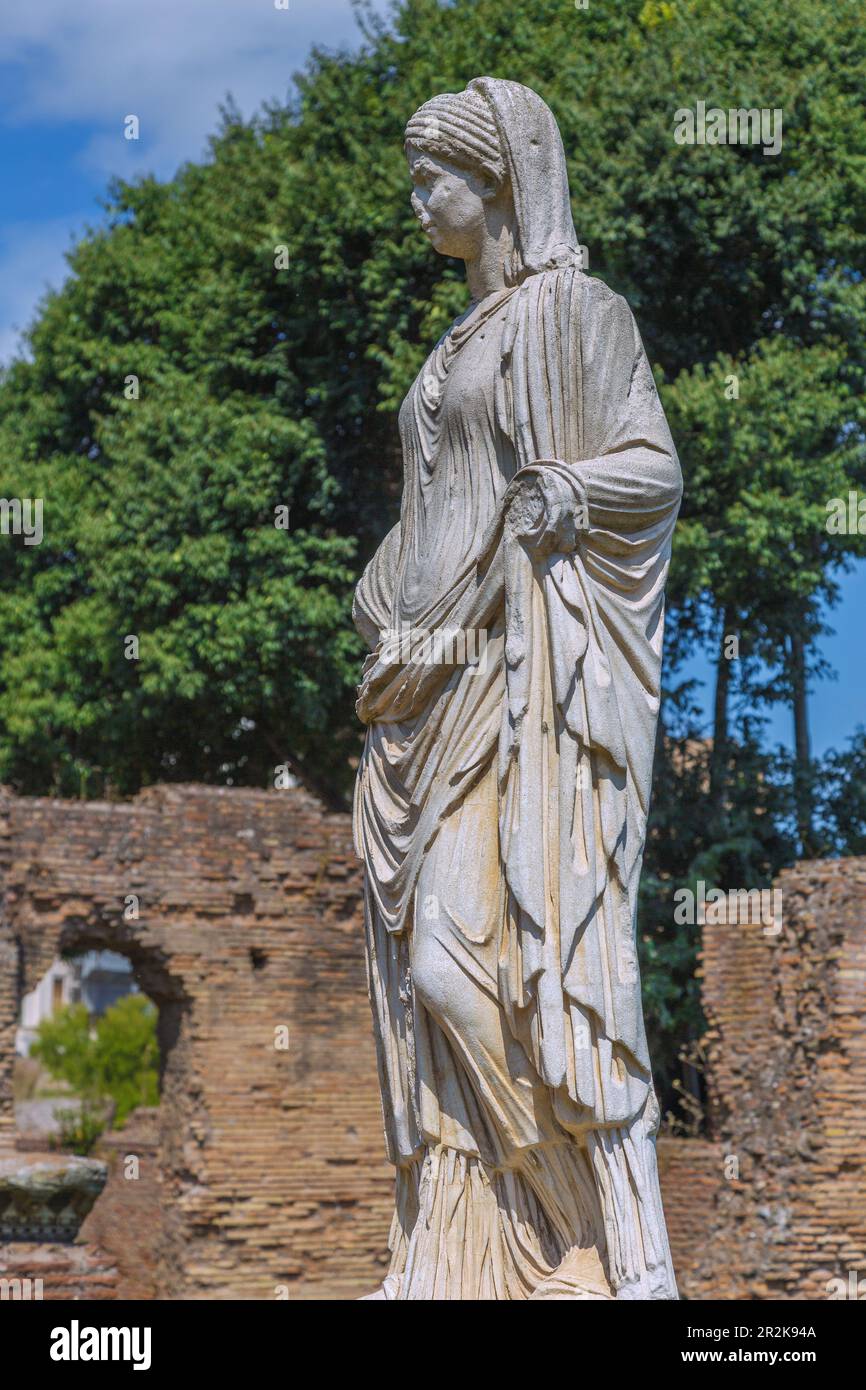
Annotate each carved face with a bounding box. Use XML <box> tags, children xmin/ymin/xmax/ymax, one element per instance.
<box><xmin>406</xmin><ymin>143</ymin><xmax>495</xmax><ymax>260</ymax></box>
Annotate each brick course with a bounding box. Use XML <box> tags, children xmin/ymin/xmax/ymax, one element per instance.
<box><xmin>0</xmin><ymin>1242</ymin><xmax>118</xmax><ymax>1300</ymax></box>
<box><xmin>0</xmin><ymin>786</ymin><xmax>863</xmax><ymax>1300</ymax></box>
<box><xmin>691</xmin><ymin>859</ymin><xmax>866</xmax><ymax>1299</ymax></box>
<box><xmin>0</xmin><ymin>784</ymin><xmax>392</xmax><ymax>1300</ymax></box>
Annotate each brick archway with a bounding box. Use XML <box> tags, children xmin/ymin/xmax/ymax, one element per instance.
<box><xmin>0</xmin><ymin>784</ymin><xmax>393</xmax><ymax>1299</ymax></box>
<box><xmin>3</xmin><ymin>786</ymin><xmax>863</xmax><ymax>1299</ymax></box>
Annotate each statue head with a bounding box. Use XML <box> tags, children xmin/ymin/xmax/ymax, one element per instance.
<box><xmin>405</xmin><ymin>87</ymin><xmax>511</xmax><ymax>266</ymax></box>
<box><xmin>405</xmin><ymin>78</ymin><xmax>582</xmax><ymax>285</ymax></box>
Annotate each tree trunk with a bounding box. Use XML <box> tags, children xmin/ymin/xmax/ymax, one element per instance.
<box><xmin>710</xmin><ymin>609</ymin><xmax>734</xmax><ymax>818</ymax></box>
<box><xmin>790</xmin><ymin>629</ymin><xmax>814</xmax><ymax>856</ymax></box>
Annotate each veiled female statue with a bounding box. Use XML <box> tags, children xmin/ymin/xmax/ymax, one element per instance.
<box><xmin>353</xmin><ymin>77</ymin><xmax>681</xmax><ymax>1300</ymax></box>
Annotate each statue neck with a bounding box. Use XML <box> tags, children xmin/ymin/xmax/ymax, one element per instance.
<box><xmin>465</xmin><ymin>213</ymin><xmax>515</xmax><ymax>305</ymax></box>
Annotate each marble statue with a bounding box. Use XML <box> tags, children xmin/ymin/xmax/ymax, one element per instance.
<box><xmin>353</xmin><ymin>77</ymin><xmax>681</xmax><ymax>1300</ymax></box>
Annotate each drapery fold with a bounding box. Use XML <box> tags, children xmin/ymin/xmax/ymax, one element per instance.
<box><xmin>355</xmin><ymin>268</ymin><xmax>680</xmax><ymax>1127</ymax></box>
<box><xmin>353</xmin><ymin>261</ymin><xmax>680</xmax><ymax>1299</ymax></box>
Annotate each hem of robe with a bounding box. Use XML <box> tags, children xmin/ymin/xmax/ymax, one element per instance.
<box><xmin>383</xmin><ymin>1125</ymin><xmax>677</xmax><ymax>1301</ymax></box>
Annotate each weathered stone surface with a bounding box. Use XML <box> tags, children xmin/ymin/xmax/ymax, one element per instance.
<box><xmin>16</xmin><ymin>1098</ymin><xmax>88</xmax><ymax>1139</ymax></box>
<box><xmin>78</xmin><ymin>1108</ymin><xmax>162</xmax><ymax>1300</ymax></box>
<box><xmin>0</xmin><ymin>1241</ymin><xmax>118</xmax><ymax>1300</ymax></box>
<box><xmin>0</xmin><ymin>1155</ymin><xmax>106</xmax><ymax>1241</ymax></box>
<box><xmin>690</xmin><ymin>858</ymin><xmax>866</xmax><ymax>1300</ymax></box>
<box><xmin>0</xmin><ymin>784</ymin><xmax>393</xmax><ymax>1300</ymax></box>
<box><xmin>353</xmin><ymin>77</ymin><xmax>681</xmax><ymax>1299</ymax></box>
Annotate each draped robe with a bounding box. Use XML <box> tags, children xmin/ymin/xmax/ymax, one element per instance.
<box><xmin>353</xmin><ymin>264</ymin><xmax>682</xmax><ymax>1300</ymax></box>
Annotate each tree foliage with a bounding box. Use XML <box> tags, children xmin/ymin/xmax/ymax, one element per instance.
<box><xmin>3</xmin><ymin>0</ymin><xmax>866</xmax><ymax>1113</ymax></box>
<box><xmin>1</xmin><ymin>0</ymin><xmax>863</xmax><ymax>806</ymax></box>
<box><xmin>31</xmin><ymin>993</ymin><xmax>160</xmax><ymax>1133</ymax></box>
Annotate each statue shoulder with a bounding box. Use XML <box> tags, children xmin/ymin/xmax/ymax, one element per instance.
<box><xmin>525</xmin><ymin>267</ymin><xmax>631</xmax><ymax>327</ymax></box>
<box><xmin>578</xmin><ymin>273</ymin><xmax>634</xmax><ymax>326</ymax></box>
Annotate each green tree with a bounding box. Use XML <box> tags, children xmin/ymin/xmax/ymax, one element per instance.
<box><xmin>815</xmin><ymin>729</ymin><xmax>866</xmax><ymax>856</ymax></box>
<box><xmin>662</xmin><ymin>336</ymin><xmax>865</xmax><ymax>856</ymax></box>
<box><xmin>91</xmin><ymin>994</ymin><xmax>160</xmax><ymax>1127</ymax></box>
<box><xmin>1</xmin><ymin>0</ymin><xmax>864</xmax><ymax>810</ymax></box>
<box><xmin>29</xmin><ymin>1003</ymin><xmax>98</xmax><ymax>1098</ymax></box>
<box><xmin>30</xmin><ymin>992</ymin><xmax>159</xmax><ymax>1136</ymax></box>
<box><xmin>3</xmin><ymin>1</ymin><xmax>866</xmax><ymax>1118</ymax></box>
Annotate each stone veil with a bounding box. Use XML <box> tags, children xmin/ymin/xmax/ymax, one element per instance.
<box><xmin>353</xmin><ymin>76</ymin><xmax>681</xmax><ymax>1300</ymax></box>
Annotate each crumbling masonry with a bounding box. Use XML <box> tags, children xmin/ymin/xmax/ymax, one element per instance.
<box><xmin>0</xmin><ymin>786</ymin><xmax>863</xmax><ymax>1299</ymax></box>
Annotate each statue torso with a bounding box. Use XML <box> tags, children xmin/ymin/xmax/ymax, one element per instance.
<box><xmin>393</xmin><ymin>287</ymin><xmax>518</xmax><ymax>629</ymax></box>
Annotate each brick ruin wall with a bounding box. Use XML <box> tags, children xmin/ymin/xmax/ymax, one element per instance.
<box><xmin>0</xmin><ymin>785</ymin><xmax>393</xmax><ymax>1300</ymax></box>
<box><xmin>0</xmin><ymin>785</ymin><xmax>863</xmax><ymax>1300</ymax></box>
<box><xmin>691</xmin><ymin>858</ymin><xmax>866</xmax><ymax>1299</ymax></box>
<box><xmin>78</xmin><ymin>1109</ymin><xmax>162</xmax><ymax>1300</ymax></box>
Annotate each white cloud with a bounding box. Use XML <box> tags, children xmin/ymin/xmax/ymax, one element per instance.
<box><xmin>0</xmin><ymin>0</ymin><xmax>385</xmax><ymax>364</ymax></box>
<box><xmin>0</xmin><ymin>0</ymin><xmax>376</xmax><ymax>179</ymax></box>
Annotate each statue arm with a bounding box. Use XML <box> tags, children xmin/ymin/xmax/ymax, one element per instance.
<box><xmin>505</xmin><ymin>277</ymin><xmax>681</xmax><ymax>554</ymax></box>
<box><xmin>573</xmin><ymin>281</ymin><xmax>682</xmax><ymax>529</ymax></box>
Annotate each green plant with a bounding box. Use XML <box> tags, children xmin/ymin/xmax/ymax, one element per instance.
<box><xmin>30</xmin><ymin>991</ymin><xmax>160</xmax><ymax>1144</ymax></box>
<box><xmin>52</xmin><ymin>1100</ymin><xmax>107</xmax><ymax>1158</ymax></box>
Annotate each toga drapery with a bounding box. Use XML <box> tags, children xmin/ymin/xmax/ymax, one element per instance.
<box><xmin>352</xmin><ymin>78</ymin><xmax>681</xmax><ymax>1301</ymax></box>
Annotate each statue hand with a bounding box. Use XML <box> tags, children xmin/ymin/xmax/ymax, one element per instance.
<box><xmin>506</xmin><ymin>471</ymin><xmax>579</xmax><ymax>556</ymax></box>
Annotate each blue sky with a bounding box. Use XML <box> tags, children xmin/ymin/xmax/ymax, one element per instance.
<box><xmin>2</xmin><ymin>0</ymin><xmax>862</xmax><ymax>758</ymax></box>
<box><xmin>0</xmin><ymin>0</ymin><xmax>381</xmax><ymax>361</ymax></box>
<box><xmin>681</xmin><ymin>562</ymin><xmax>865</xmax><ymax>758</ymax></box>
